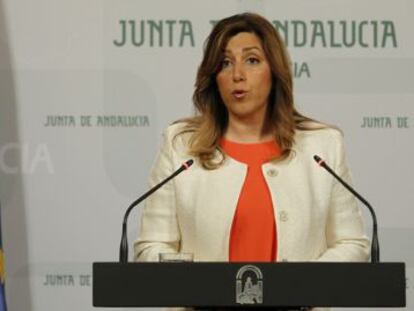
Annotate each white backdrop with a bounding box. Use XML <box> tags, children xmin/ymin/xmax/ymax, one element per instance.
<box><xmin>0</xmin><ymin>0</ymin><xmax>413</xmax><ymax>310</ymax></box>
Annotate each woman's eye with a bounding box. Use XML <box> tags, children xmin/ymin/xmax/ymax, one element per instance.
<box><xmin>221</xmin><ymin>59</ymin><xmax>231</xmax><ymax>68</ymax></box>
<box><xmin>246</xmin><ymin>57</ymin><xmax>260</xmax><ymax>64</ymax></box>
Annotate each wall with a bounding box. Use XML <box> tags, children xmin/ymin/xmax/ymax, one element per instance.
<box><xmin>0</xmin><ymin>0</ymin><xmax>412</xmax><ymax>310</ymax></box>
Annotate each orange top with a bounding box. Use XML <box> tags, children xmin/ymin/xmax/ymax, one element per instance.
<box><xmin>220</xmin><ymin>138</ymin><xmax>281</xmax><ymax>262</ymax></box>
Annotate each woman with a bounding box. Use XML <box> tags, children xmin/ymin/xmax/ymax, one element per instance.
<box><xmin>134</xmin><ymin>13</ymin><xmax>369</xmax><ymax>264</ymax></box>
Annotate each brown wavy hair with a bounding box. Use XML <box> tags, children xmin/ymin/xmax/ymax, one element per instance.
<box><xmin>176</xmin><ymin>12</ymin><xmax>319</xmax><ymax>169</ymax></box>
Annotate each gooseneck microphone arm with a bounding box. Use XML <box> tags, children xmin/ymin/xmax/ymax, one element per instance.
<box><xmin>313</xmin><ymin>155</ymin><xmax>380</xmax><ymax>263</ymax></box>
<box><xmin>119</xmin><ymin>159</ymin><xmax>194</xmax><ymax>263</ymax></box>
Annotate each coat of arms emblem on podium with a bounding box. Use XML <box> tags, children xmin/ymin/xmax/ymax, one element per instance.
<box><xmin>236</xmin><ymin>265</ymin><xmax>263</xmax><ymax>304</ymax></box>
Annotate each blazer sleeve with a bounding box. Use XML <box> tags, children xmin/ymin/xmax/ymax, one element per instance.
<box><xmin>133</xmin><ymin>126</ymin><xmax>181</xmax><ymax>262</ymax></box>
<box><xmin>317</xmin><ymin>130</ymin><xmax>370</xmax><ymax>262</ymax></box>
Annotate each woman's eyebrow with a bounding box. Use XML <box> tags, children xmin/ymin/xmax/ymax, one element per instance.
<box><xmin>224</xmin><ymin>46</ymin><xmax>262</xmax><ymax>55</ymax></box>
<box><xmin>242</xmin><ymin>46</ymin><xmax>262</xmax><ymax>53</ymax></box>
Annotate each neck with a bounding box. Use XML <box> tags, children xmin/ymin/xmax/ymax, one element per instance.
<box><xmin>224</xmin><ymin>114</ymin><xmax>272</xmax><ymax>143</ymax></box>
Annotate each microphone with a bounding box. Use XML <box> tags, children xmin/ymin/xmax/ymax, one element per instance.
<box><xmin>313</xmin><ymin>155</ymin><xmax>380</xmax><ymax>263</ymax></box>
<box><xmin>119</xmin><ymin>159</ymin><xmax>194</xmax><ymax>263</ymax></box>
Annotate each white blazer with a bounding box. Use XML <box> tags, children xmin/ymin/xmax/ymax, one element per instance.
<box><xmin>134</xmin><ymin>123</ymin><xmax>370</xmax><ymax>263</ymax></box>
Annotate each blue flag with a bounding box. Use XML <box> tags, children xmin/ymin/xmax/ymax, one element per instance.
<box><xmin>0</xmin><ymin>203</ymin><xmax>7</xmax><ymax>311</ymax></box>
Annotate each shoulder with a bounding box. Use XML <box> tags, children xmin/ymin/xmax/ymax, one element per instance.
<box><xmin>295</xmin><ymin>123</ymin><xmax>343</xmax><ymax>147</ymax></box>
<box><xmin>163</xmin><ymin>121</ymin><xmax>187</xmax><ymax>136</ymax></box>
<box><xmin>163</xmin><ymin>121</ymin><xmax>193</xmax><ymax>144</ymax></box>
<box><xmin>293</xmin><ymin>124</ymin><xmax>347</xmax><ymax>169</ymax></box>
<box><xmin>294</xmin><ymin>124</ymin><xmax>345</xmax><ymax>159</ymax></box>
<box><xmin>161</xmin><ymin>121</ymin><xmax>193</xmax><ymax>157</ymax></box>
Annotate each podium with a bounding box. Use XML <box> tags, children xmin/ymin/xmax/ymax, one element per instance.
<box><xmin>93</xmin><ymin>262</ymin><xmax>405</xmax><ymax>308</ymax></box>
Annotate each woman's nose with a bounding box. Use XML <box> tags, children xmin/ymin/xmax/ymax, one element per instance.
<box><xmin>232</xmin><ymin>62</ymin><xmax>245</xmax><ymax>82</ymax></box>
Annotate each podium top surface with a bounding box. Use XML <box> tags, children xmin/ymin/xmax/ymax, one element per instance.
<box><xmin>93</xmin><ymin>262</ymin><xmax>405</xmax><ymax>308</ymax></box>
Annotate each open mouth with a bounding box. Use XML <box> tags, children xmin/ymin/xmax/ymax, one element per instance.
<box><xmin>232</xmin><ymin>90</ymin><xmax>247</xmax><ymax>99</ymax></box>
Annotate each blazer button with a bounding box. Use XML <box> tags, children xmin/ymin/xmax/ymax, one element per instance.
<box><xmin>279</xmin><ymin>211</ymin><xmax>288</xmax><ymax>222</ymax></box>
<box><xmin>266</xmin><ymin>168</ymin><xmax>278</xmax><ymax>177</ymax></box>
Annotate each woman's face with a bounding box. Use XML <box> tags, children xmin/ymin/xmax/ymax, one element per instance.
<box><xmin>216</xmin><ymin>32</ymin><xmax>272</xmax><ymax>123</ymax></box>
